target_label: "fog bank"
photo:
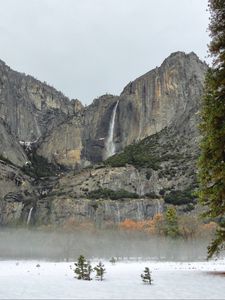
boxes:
[0,228,212,262]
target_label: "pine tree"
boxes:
[165,207,179,238]
[74,255,92,280]
[85,264,93,281]
[109,257,116,265]
[141,267,153,285]
[198,0,225,258]
[94,261,106,281]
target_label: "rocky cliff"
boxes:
[0,59,84,165]
[0,52,207,227]
[37,52,207,167]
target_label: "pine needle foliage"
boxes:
[141,267,153,285]
[94,261,106,281]
[109,257,116,265]
[74,255,92,281]
[165,207,179,238]
[198,0,225,258]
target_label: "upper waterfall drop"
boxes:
[105,100,119,158]
[27,207,33,225]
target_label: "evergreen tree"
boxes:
[165,207,179,238]
[86,264,93,281]
[198,0,225,258]
[94,261,106,281]
[141,267,153,285]
[109,257,116,265]
[74,255,92,280]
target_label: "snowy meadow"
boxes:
[0,259,225,299]
[0,229,224,299]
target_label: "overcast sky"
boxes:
[0,0,210,105]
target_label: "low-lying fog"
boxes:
[0,228,213,262]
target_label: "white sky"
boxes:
[0,0,210,104]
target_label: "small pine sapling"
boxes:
[84,263,93,281]
[74,255,92,280]
[109,257,116,265]
[141,267,153,285]
[94,261,106,281]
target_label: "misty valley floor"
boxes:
[0,260,224,299]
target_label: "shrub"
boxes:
[21,152,57,178]
[146,170,152,180]
[119,219,143,231]
[159,189,165,196]
[182,203,195,212]
[164,189,196,205]
[145,192,160,199]
[119,214,164,235]
[87,188,139,200]
[104,134,161,170]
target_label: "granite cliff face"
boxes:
[0,59,84,165]
[37,94,120,167]
[0,52,207,227]
[37,52,207,167]
[0,120,27,167]
[0,59,75,140]
[117,52,205,146]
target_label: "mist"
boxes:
[0,228,211,262]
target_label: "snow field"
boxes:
[0,259,225,299]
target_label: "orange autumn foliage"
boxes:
[63,217,95,232]
[119,219,145,231]
[119,213,164,235]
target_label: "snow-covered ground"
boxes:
[0,259,225,299]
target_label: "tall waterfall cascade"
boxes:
[27,207,33,225]
[105,101,119,158]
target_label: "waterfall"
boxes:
[105,101,119,158]
[27,207,33,225]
